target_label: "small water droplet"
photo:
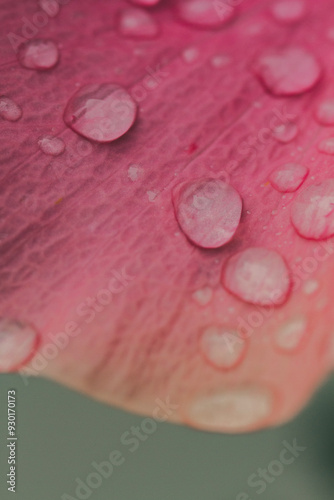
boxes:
[0,96,22,122]
[192,287,213,306]
[273,122,298,143]
[210,54,231,68]
[38,135,65,156]
[254,47,321,96]
[186,386,273,432]
[274,316,306,352]
[303,279,319,295]
[182,47,199,63]
[63,83,137,143]
[200,326,246,370]
[0,319,38,372]
[271,0,306,23]
[117,7,159,38]
[39,0,60,17]
[128,164,143,181]
[318,137,334,155]
[147,190,158,202]
[270,163,308,192]
[175,0,236,29]
[315,98,334,125]
[17,39,59,70]
[173,178,242,249]
[222,247,291,306]
[291,179,334,240]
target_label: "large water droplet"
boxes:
[315,98,334,125]
[173,178,242,249]
[270,163,308,192]
[0,319,38,372]
[200,326,246,370]
[63,83,137,143]
[38,135,65,156]
[17,39,59,70]
[271,0,306,23]
[291,179,334,240]
[186,386,273,432]
[318,137,334,155]
[274,317,307,352]
[222,247,290,306]
[117,7,159,38]
[273,122,298,143]
[175,0,236,29]
[254,47,321,96]
[0,96,22,122]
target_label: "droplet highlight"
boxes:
[222,247,291,306]
[186,386,273,432]
[39,0,60,17]
[254,47,321,96]
[0,96,22,122]
[274,317,307,352]
[63,83,137,143]
[315,98,334,125]
[271,0,306,23]
[192,287,213,306]
[291,179,334,240]
[17,39,59,70]
[273,123,298,143]
[200,326,246,370]
[175,0,236,29]
[38,135,65,156]
[117,7,159,38]
[270,163,308,192]
[318,137,334,155]
[0,319,38,372]
[173,178,242,249]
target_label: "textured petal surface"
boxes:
[1,0,334,433]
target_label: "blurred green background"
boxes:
[0,373,333,500]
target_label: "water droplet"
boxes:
[0,96,22,122]
[210,54,231,68]
[128,164,143,181]
[192,287,213,306]
[303,279,318,295]
[0,319,38,372]
[38,135,65,156]
[291,179,334,240]
[318,137,334,155]
[254,47,321,96]
[17,39,59,70]
[186,386,273,432]
[222,247,290,306]
[173,178,242,249]
[63,83,137,143]
[39,0,60,17]
[117,7,159,38]
[315,98,334,125]
[270,163,308,192]
[175,0,236,29]
[200,326,246,370]
[271,0,305,23]
[274,317,307,352]
[182,47,199,64]
[273,123,298,143]
[147,190,158,202]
